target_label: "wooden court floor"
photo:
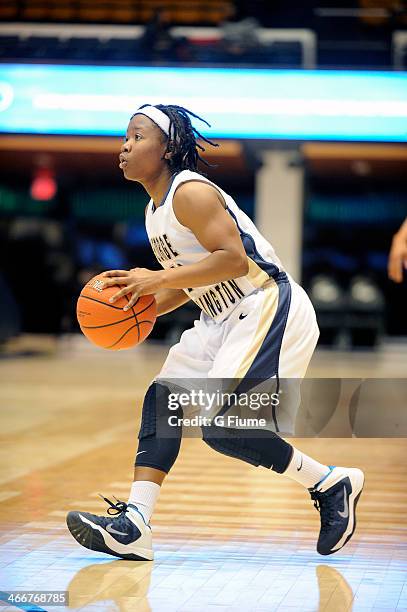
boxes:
[0,337,406,611]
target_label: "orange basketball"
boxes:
[76,273,157,350]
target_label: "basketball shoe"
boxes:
[309,466,365,555]
[66,495,154,561]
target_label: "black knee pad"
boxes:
[135,382,182,474]
[202,424,293,473]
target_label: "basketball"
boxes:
[76,273,157,350]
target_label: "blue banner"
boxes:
[0,64,406,141]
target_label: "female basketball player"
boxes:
[67,104,364,560]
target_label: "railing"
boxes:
[171,27,316,69]
[392,31,407,70]
[0,22,317,69]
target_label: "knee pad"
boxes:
[202,424,293,473]
[135,382,182,474]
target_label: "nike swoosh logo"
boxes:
[239,313,248,320]
[136,450,146,457]
[106,523,128,536]
[338,486,349,518]
[296,456,303,471]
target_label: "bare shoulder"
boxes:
[173,180,226,211]
[173,180,229,232]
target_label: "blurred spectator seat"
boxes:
[0,0,232,25]
[0,35,19,59]
[0,273,21,344]
[314,2,405,68]
[358,0,407,28]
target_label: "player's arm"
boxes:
[159,181,248,289]
[155,287,190,316]
[102,182,248,310]
[388,217,407,283]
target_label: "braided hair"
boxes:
[136,103,219,173]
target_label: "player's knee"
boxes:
[201,424,261,467]
[135,382,182,473]
[201,423,292,473]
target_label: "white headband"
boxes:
[134,105,170,136]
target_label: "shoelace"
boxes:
[98,494,129,516]
[310,489,337,533]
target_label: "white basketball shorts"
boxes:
[154,276,319,435]
[157,276,319,381]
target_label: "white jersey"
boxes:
[145,170,287,323]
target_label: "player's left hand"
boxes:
[102,268,165,310]
[388,232,407,283]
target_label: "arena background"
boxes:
[0,2,406,611]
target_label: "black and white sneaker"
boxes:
[309,466,365,556]
[66,495,153,561]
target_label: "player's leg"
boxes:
[127,380,183,522]
[203,278,364,555]
[202,420,364,555]
[66,382,181,560]
[277,279,365,555]
[66,317,214,560]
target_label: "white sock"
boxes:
[128,481,161,524]
[283,447,331,489]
